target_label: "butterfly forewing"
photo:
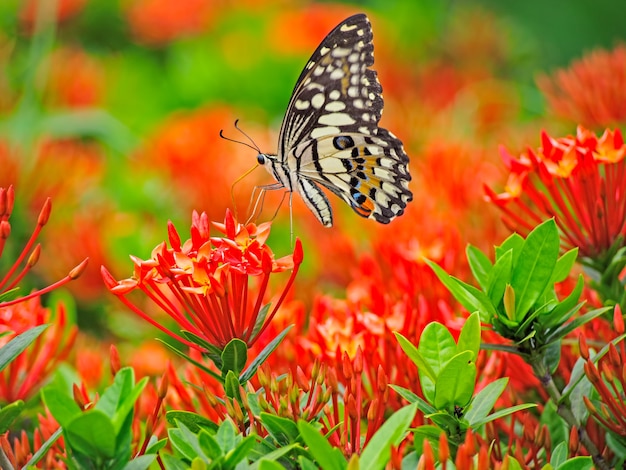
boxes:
[268,13,412,227]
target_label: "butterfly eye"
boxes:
[332,135,355,150]
[257,154,266,165]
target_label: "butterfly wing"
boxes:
[277,13,412,225]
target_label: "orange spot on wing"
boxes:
[353,198,374,217]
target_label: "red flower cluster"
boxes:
[102,210,302,350]
[0,298,77,403]
[538,44,626,127]
[485,126,626,258]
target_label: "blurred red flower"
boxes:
[103,209,302,350]
[137,107,265,220]
[20,0,86,30]
[43,47,104,108]
[486,126,626,259]
[538,44,626,127]
[267,4,359,56]
[125,0,215,46]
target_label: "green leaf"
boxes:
[425,259,497,321]
[394,332,436,382]
[389,385,437,415]
[175,420,209,461]
[464,378,508,427]
[510,219,559,320]
[66,410,116,459]
[94,363,129,415]
[165,411,218,433]
[260,412,300,445]
[158,339,222,382]
[224,370,242,400]
[413,425,444,455]
[466,244,492,290]
[495,232,524,265]
[221,339,248,377]
[240,325,293,384]
[487,249,513,306]
[471,403,537,428]
[120,455,158,470]
[0,400,24,433]
[544,340,562,374]
[457,312,481,359]
[223,434,256,468]
[418,323,459,403]
[160,453,190,470]
[181,331,222,362]
[555,456,593,470]
[359,404,418,470]
[250,303,272,339]
[41,386,82,428]
[298,420,346,470]
[544,307,610,345]
[112,377,148,437]
[251,443,301,469]
[145,437,169,455]
[258,459,288,470]
[540,275,584,330]
[551,442,568,467]
[22,428,62,468]
[0,324,49,372]
[216,419,238,452]
[551,248,578,283]
[434,351,476,411]
[168,428,196,461]
[198,430,222,460]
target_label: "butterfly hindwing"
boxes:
[295,131,411,223]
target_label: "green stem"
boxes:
[528,351,608,470]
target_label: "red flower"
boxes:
[0,298,77,402]
[102,209,303,350]
[485,126,626,259]
[0,186,88,307]
[538,44,626,127]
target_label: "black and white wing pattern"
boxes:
[257,13,412,227]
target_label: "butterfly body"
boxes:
[259,13,412,227]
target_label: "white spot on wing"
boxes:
[325,101,346,112]
[318,113,356,126]
[295,100,310,110]
[310,126,341,139]
[311,93,325,109]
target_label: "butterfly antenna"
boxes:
[234,119,262,153]
[219,119,261,152]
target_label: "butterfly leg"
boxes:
[246,183,285,225]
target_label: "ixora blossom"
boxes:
[0,185,88,307]
[537,44,626,127]
[485,126,626,259]
[102,209,303,351]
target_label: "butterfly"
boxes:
[257,13,412,227]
